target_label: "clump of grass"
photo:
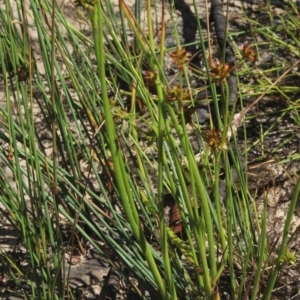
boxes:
[0,0,299,299]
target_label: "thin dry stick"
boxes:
[232,59,300,129]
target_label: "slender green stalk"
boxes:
[262,176,300,300]
[251,198,267,300]
[91,2,167,298]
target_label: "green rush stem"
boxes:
[262,176,300,299]
[168,68,215,296]
[92,2,167,299]
[156,0,177,298]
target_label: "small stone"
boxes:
[68,256,81,265]
[234,1,243,8]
